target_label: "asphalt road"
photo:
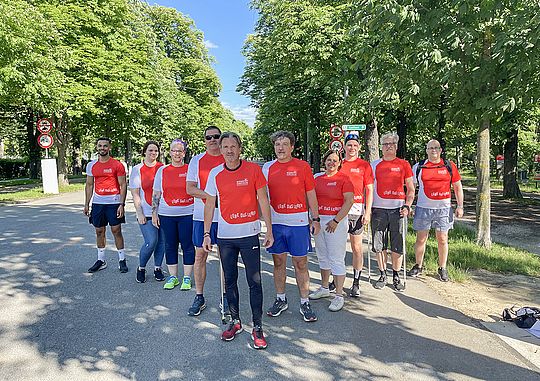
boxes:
[0,191,538,381]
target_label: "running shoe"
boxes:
[180,276,192,291]
[136,267,146,283]
[329,296,345,312]
[374,274,387,289]
[408,264,423,277]
[119,259,128,273]
[188,295,206,316]
[300,302,317,322]
[438,267,449,282]
[309,286,331,300]
[221,319,243,341]
[163,275,179,290]
[266,298,288,317]
[154,268,165,281]
[349,281,360,297]
[88,260,107,273]
[393,273,405,292]
[251,326,268,349]
[328,279,336,293]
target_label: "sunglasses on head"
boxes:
[205,134,221,141]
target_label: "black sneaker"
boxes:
[393,274,405,292]
[88,260,107,273]
[328,280,336,293]
[266,298,288,317]
[408,264,423,277]
[188,295,206,316]
[438,267,449,282]
[300,302,317,322]
[154,268,165,281]
[349,280,360,297]
[118,259,128,273]
[374,274,387,289]
[136,267,146,283]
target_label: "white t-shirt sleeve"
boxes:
[205,168,218,197]
[85,161,95,176]
[129,165,141,189]
[153,166,164,192]
[411,163,419,185]
[261,161,272,180]
[186,154,200,183]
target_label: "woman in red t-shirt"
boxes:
[309,150,354,312]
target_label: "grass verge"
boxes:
[0,183,85,203]
[405,223,540,282]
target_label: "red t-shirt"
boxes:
[339,158,374,215]
[314,172,354,216]
[86,158,126,204]
[371,158,413,209]
[187,152,225,221]
[153,164,194,216]
[129,162,163,217]
[414,160,461,209]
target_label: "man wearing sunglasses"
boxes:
[186,126,225,317]
[408,139,464,282]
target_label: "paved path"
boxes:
[0,191,539,381]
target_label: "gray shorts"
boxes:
[413,206,454,232]
[347,214,364,235]
[371,208,404,255]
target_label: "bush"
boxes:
[0,158,30,179]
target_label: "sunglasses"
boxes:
[205,134,221,141]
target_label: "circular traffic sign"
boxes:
[38,133,54,149]
[329,139,344,152]
[37,118,54,134]
[329,124,343,139]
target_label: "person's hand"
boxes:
[311,221,321,236]
[152,213,160,228]
[325,219,338,233]
[83,205,90,216]
[362,212,371,225]
[455,206,464,218]
[203,235,213,252]
[117,204,125,218]
[400,205,410,217]
[263,231,274,248]
[137,213,146,225]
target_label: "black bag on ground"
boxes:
[502,306,540,329]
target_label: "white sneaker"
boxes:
[328,296,344,312]
[309,286,331,300]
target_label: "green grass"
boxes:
[460,175,540,194]
[0,183,85,203]
[405,223,540,282]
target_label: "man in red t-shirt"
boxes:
[408,139,464,282]
[83,137,128,274]
[370,132,415,291]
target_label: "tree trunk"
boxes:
[396,110,407,159]
[54,112,70,186]
[437,91,448,156]
[26,109,40,179]
[502,128,522,199]
[311,108,321,173]
[476,119,491,248]
[364,117,379,162]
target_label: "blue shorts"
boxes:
[192,220,218,247]
[267,224,312,257]
[413,206,454,232]
[89,203,125,228]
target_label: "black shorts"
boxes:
[89,203,125,228]
[347,215,364,235]
[371,208,404,255]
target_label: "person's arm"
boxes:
[151,190,161,228]
[453,180,464,218]
[83,175,94,216]
[306,189,321,235]
[257,186,274,248]
[362,183,374,225]
[400,177,415,217]
[202,195,216,252]
[117,175,127,218]
[131,188,146,224]
[186,181,210,199]
[325,192,354,233]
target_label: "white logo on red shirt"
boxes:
[236,178,249,187]
[327,182,337,186]
[179,173,187,178]
[350,168,360,173]
[286,171,297,177]
[390,167,401,172]
[438,169,447,175]
[103,168,112,173]
[230,211,257,219]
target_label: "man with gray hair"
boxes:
[370,132,415,291]
[408,139,464,282]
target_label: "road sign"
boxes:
[329,124,343,139]
[343,124,366,131]
[37,118,53,134]
[329,139,344,152]
[38,134,54,149]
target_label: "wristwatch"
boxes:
[311,217,321,222]
[401,205,410,211]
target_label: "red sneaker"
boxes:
[251,326,267,349]
[221,320,243,341]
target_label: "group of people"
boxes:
[83,127,464,350]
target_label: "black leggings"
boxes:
[218,235,263,326]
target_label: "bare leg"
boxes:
[110,225,124,249]
[435,230,449,268]
[272,253,287,294]
[414,230,429,266]
[194,247,208,293]
[292,256,309,299]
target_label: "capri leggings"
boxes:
[159,214,195,266]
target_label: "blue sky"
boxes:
[152,1,258,127]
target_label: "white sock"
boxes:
[118,249,125,260]
[277,293,286,301]
[97,248,105,261]
[300,298,309,304]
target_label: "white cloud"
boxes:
[204,40,218,49]
[222,102,257,128]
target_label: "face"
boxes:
[274,137,294,161]
[220,137,241,162]
[144,144,159,161]
[204,128,221,151]
[345,139,360,158]
[170,142,185,163]
[426,140,442,160]
[96,140,111,157]
[324,152,341,172]
[381,138,397,157]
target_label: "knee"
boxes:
[293,257,308,271]
[437,234,448,245]
[273,255,286,269]
[111,226,122,237]
[195,250,208,264]
[95,228,106,238]
[416,234,428,245]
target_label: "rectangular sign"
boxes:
[343,124,366,131]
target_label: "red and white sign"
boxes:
[329,124,343,139]
[37,119,53,134]
[496,154,504,161]
[329,139,344,152]
[38,134,54,149]
[534,154,540,163]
